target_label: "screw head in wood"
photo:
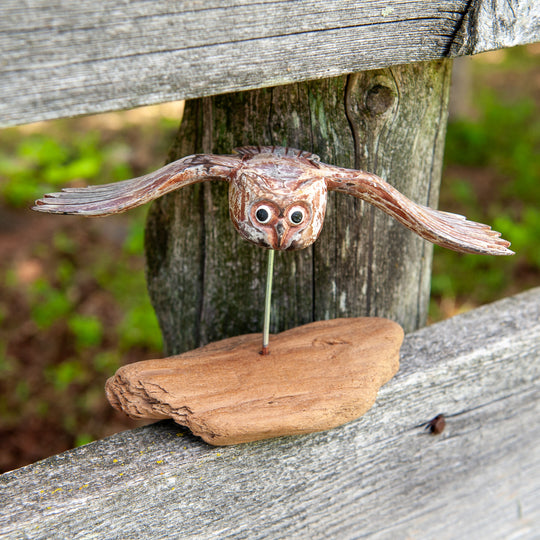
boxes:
[426,414,446,434]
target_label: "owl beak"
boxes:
[275,222,286,249]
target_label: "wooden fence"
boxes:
[1,1,538,127]
[1,1,539,538]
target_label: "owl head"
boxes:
[228,155,328,250]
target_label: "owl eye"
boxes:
[255,205,272,224]
[288,206,305,225]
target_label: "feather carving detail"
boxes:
[33,146,513,255]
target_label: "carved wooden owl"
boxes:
[33,146,512,256]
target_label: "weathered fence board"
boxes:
[1,0,538,127]
[1,287,538,539]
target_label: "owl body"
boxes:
[228,152,328,250]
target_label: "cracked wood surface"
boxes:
[105,318,403,444]
[1,0,539,127]
[1,287,539,539]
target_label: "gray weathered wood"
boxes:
[1,0,539,127]
[146,61,451,354]
[1,287,539,539]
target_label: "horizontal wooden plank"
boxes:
[1,0,538,127]
[1,287,539,539]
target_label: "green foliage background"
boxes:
[430,46,540,319]
[0,108,179,468]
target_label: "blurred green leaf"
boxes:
[0,345,15,375]
[93,351,121,374]
[448,178,478,209]
[17,136,68,166]
[65,156,102,180]
[46,360,87,391]
[0,180,41,207]
[15,380,30,401]
[36,401,50,418]
[53,231,76,254]
[56,260,75,286]
[30,280,73,329]
[119,304,163,351]
[75,433,94,447]
[68,314,103,349]
[123,217,146,255]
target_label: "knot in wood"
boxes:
[365,84,395,115]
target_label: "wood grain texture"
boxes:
[145,62,451,354]
[1,0,539,127]
[1,287,538,539]
[105,318,403,445]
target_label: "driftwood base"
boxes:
[106,318,403,445]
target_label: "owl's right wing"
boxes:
[33,154,240,216]
[325,166,513,256]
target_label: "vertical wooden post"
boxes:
[145,60,452,355]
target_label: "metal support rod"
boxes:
[261,249,275,355]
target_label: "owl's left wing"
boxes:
[325,167,513,256]
[33,154,240,216]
